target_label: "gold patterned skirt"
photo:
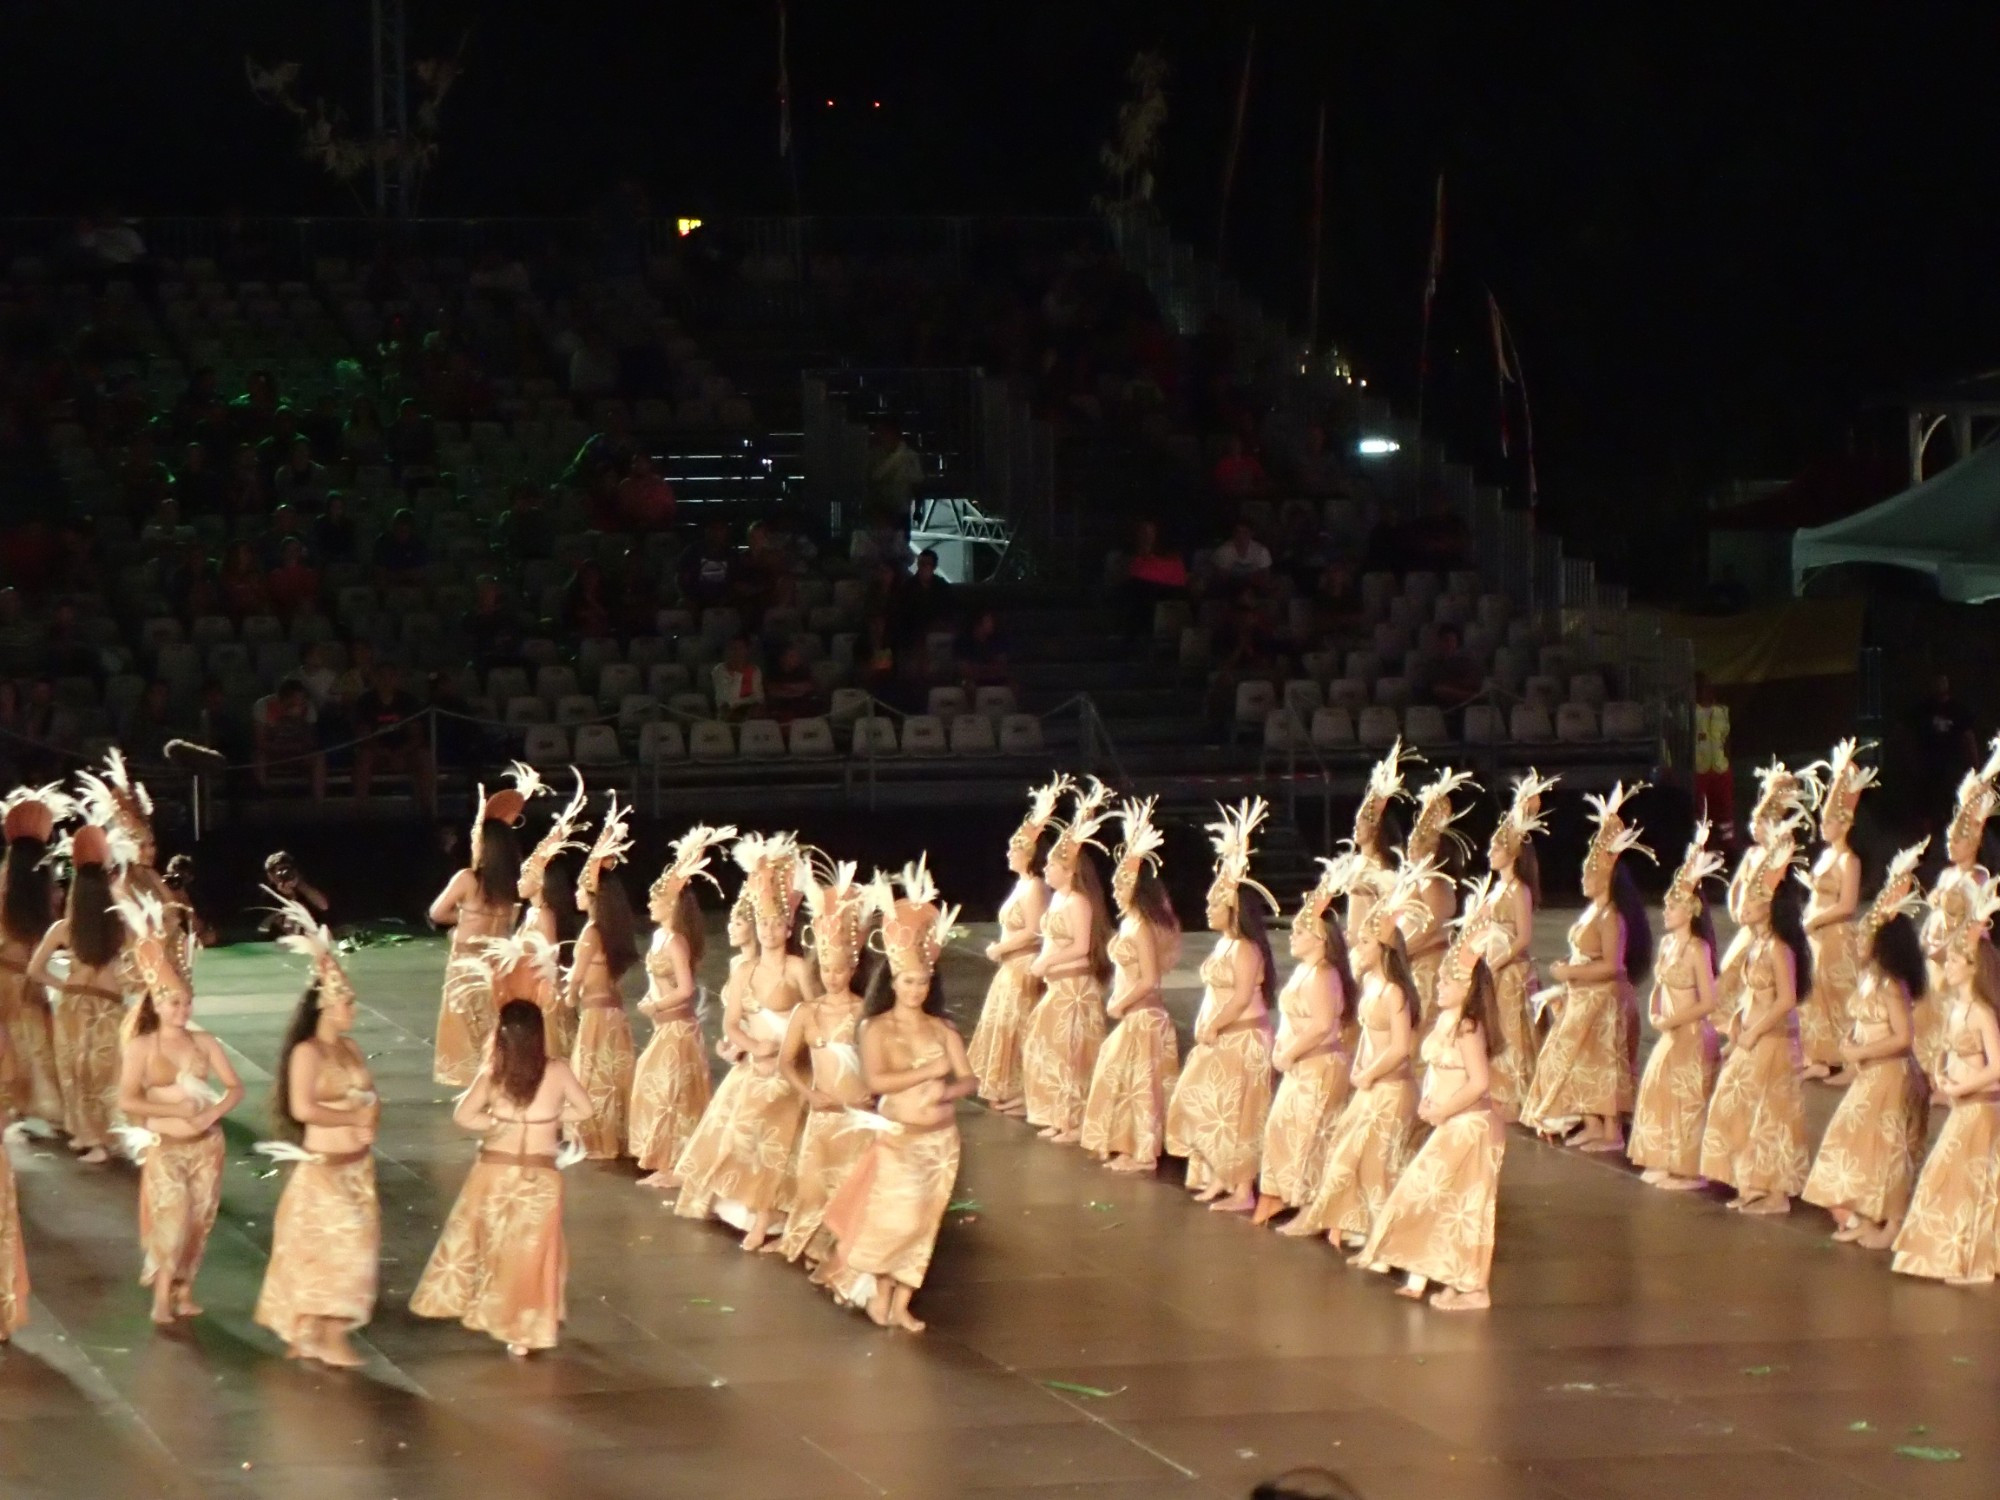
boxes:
[1489,959,1540,1118]
[254,1150,379,1344]
[1410,947,1445,1029]
[433,959,494,1088]
[411,1152,567,1349]
[1911,983,1948,1085]
[1289,1074,1417,1242]
[1166,1024,1275,1193]
[1021,975,1106,1134]
[139,1131,225,1291]
[779,1108,877,1264]
[0,966,64,1126]
[823,1123,961,1299]
[55,989,124,1148]
[540,994,577,1062]
[1627,1023,1718,1178]
[0,1146,26,1338]
[1800,922,1858,1069]
[570,1005,636,1160]
[1361,1104,1506,1293]
[1803,1054,1930,1223]
[967,959,1039,1106]
[1079,1006,1180,1164]
[1698,1027,1810,1196]
[1891,1099,2000,1283]
[629,1014,712,1175]
[1258,1048,1353,1206]
[673,1066,806,1229]
[1521,980,1633,1130]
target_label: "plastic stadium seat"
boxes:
[206,642,250,677]
[1523,675,1560,711]
[828,687,871,725]
[1490,646,1526,691]
[241,615,283,646]
[1387,596,1421,633]
[522,724,571,763]
[1602,700,1648,739]
[618,693,660,731]
[1300,650,1337,682]
[901,715,948,757]
[552,693,597,727]
[638,720,686,765]
[788,717,837,758]
[1477,593,1512,631]
[1360,571,1397,613]
[1328,678,1368,712]
[998,713,1044,755]
[1178,626,1212,669]
[927,685,969,719]
[141,617,183,652]
[1357,705,1401,749]
[627,636,668,670]
[668,691,711,721]
[521,638,561,669]
[973,685,1017,718]
[578,638,620,678]
[1568,672,1608,708]
[598,662,640,705]
[573,724,623,767]
[646,663,691,699]
[192,615,234,646]
[1557,703,1600,742]
[535,665,579,703]
[1232,680,1277,736]
[1403,570,1441,606]
[1404,704,1450,748]
[506,695,550,726]
[254,642,300,683]
[1344,649,1381,683]
[851,716,897,757]
[949,713,998,755]
[1463,704,1504,745]
[1262,708,1306,753]
[1510,704,1555,743]
[1538,645,1576,681]
[690,721,737,761]
[1282,679,1324,718]
[1372,676,1411,708]
[739,720,786,759]
[1310,706,1356,750]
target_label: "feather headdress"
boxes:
[72,749,151,851]
[1744,822,1803,907]
[1439,872,1506,989]
[1948,735,2000,853]
[804,857,869,979]
[1491,768,1559,863]
[113,886,191,1001]
[1406,766,1479,863]
[1665,819,1726,913]
[449,928,563,1002]
[1366,854,1443,946]
[1206,796,1281,916]
[470,760,546,868]
[865,863,955,981]
[1048,777,1114,869]
[521,768,590,896]
[1581,781,1656,887]
[1861,838,1930,943]
[1932,867,2000,965]
[578,793,633,899]
[1009,773,1075,863]
[264,886,353,1003]
[1351,737,1418,855]
[1749,757,1818,842]
[649,822,738,907]
[1293,851,1364,939]
[1111,795,1165,909]
[734,830,810,925]
[3,781,74,845]
[1814,738,1878,831]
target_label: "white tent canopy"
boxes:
[1793,439,2000,602]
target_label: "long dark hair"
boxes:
[67,862,123,967]
[1318,920,1358,1010]
[475,820,523,906]
[1869,915,1926,1000]
[1516,837,1543,908]
[493,997,549,1105]
[666,886,707,969]
[1687,897,1718,971]
[1072,850,1115,985]
[1360,804,1404,866]
[272,979,325,1142]
[863,958,947,1017]
[542,857,584,944]
[1768,882,1814,997]
[1228,896,1277,1010]
[589,869,639,980]
[1456,957,1505,1056]
[1127,866,1179,938]
[1611,863,1653,984]
[2,837,52,945]
[1379,933,1421,1028]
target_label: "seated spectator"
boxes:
[568,330,620,398]
[1121,518,1189,640]
[194,677,248,765]
[859,613,898,702]
[849,513,914,573]
[252,676,326,800]
[735,520,794,621]
[384,397,436,474]
[265,537,321,618]
[494,484,555,563]
[174,442,224,516]
[120,433,174,521]
[372,508,430,587]
[299,642,339,710]
[562,560,617,639]
[467,575,525,670]
[710,636,766,720]
[1314,558,1365,635]
[230,370,282,446]
[331,641,376,712]
[19,677,80,779]
[341,397,388,465]
[615,453,676,531]
[264,502,315,565]
[315,491,358,563]
[763,645,821,722]
[168,548,223,620]
[142,495,196,554]
[956,609,1011,690]
[44,602,100,678]
[1210,521,1274,592]
[272,435,331,507]
[350,663,436,814]
[1289,423,1346,497]
[121,679,185,765]
[1205,591,1283,730]
[1426,623,1484,719]
[889,548,956,649]
[1212,434,1270,502]
[219,540,273,618]
[678,520,737,610]
[867,423,924,516]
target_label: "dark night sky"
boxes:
[5,2,1998,568]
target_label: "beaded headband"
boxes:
[579,793,633,899]
[1009,774,1075,862]
[521,769,589,895]
[1861,838,1930,944]
[1490,768,1558,863]
[264,887,353,1004]
[1207,796,1282,916]
[1581,781,1656,886]
[1665,818,1725,912]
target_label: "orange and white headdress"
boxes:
[1947,736,2000,853]
[1930,868,2000,965]
[734,831,810,927]
[1365,855,1441,947]
[1405,766,1478,864]
[73,750,151,854]
[1009,774,1074,864]
[521,769,589,896]
[579,793,633,899]
[1293,852,1364,941]
[471,761,546,867]
[450,928,563,1004]
[804,857,868,979]
[865,863,957,982]
[1664,819,1725,918]
[1581,782,1656,888]
[1111,795,1165,910]
[1351,737,1417,855]
[1743,821,1802,908]
[1047,777,1114,872]
[1813,738,1877,835]
[265,888,354,1005]
[1206,796,1281,918]
[1490,769,1558,864]
[1438,873,1506,989]
[3,782,72,847]
[1861,838,1930,945]
[1749,758,1818,842]
[650,822,736,910]
[113,886,192,1002]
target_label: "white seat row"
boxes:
[1262,698,1650,753]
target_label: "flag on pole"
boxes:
[1485,287,1538,508]
[777,1,793,157]
[1418,172,1446,382]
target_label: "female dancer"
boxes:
[77,751,177,950]
[0,1028,23,1342]
[1699,822,1813,1213]
[1023,780,1114,1143]
[1281,863,1426,1249]
[1360,929,1508,1311]
[1522,784,1654,1151]
[778,860,873,1265]
[1166,799,1279,1213]
[1804,842,1932,1247]
[1253,856,1356,1226]
[1080,797,1182,1174]
[1401,768,1475,1025]
[668,886,762,1212]
[1,788,66,1129]
[1473,771,1556,1118]
[676,833,816,1249]
[567,797,639,1160]
[1892,874,2000,1284]
[428,767,542,1085]
[411,998,592,1355]
[1800,741,1870,1082]
[1627,823,1723,1190]
[967,776,1064,1113]
[516,771,589,1057]
[1344,741,1413,948]
[631,824,734,1190]
[29,823,128,1161]
[1918,739,2000,1084]
[253,894,380,1366]
[822,875,975,1332]
[1717,761,1818,1049]
[114,891,243,1325]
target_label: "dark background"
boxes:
[5,1,1997,575]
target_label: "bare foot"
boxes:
[1190,1184,1225,1204]
[888,1307,927,1333]
[1431,1287,1490,1311]
[171,1285,202,1318]
[1856,1221,1899,1251]
[1831,1220,1865,1243]
[1251,1194,1287,1226]
[740,1223,771,1253]
[1579,1132,1626,1153]
[865,1290,893,1328]
[1394,1275,1426,1300]
[1639,1168,1665,1185]
[1036,1125,1062,1141]
[1739,1193,1790,1216]
[1276,1216,1321,1238]
[636,1171,679,1191]
[757,1237,786,1255]
[1344,1249,1372,1268]
[1655,1174,1705,1192]
[1048,1129,1080,1145]
[77,1147,108,1165]
[507,1343,532,1359]
[1209,1190,1255,1215]
[149,1295,177,1326]
[318,1330,365,1368]
[1799,1063,1831,1082]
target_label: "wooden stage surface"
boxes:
[4,916,1998,1500]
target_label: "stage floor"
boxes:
[6,916,1999,1500]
